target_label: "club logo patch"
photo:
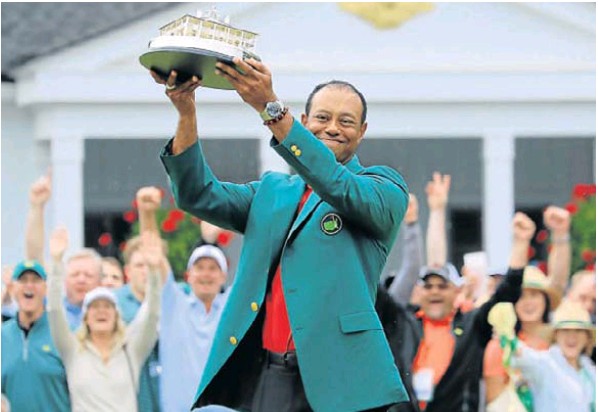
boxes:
[321,213,343,235]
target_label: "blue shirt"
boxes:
[160,273,229,412]
[115,284,162,412]
[1,312,71,411]
[62,296,82,331]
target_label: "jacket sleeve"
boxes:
[160,138,260,234]
[47,261,77,364]
[387,223,424,305]
[473,268,523,345]
[271,120,409,240]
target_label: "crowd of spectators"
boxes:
[1,171,595,412]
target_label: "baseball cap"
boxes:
[187,244,228,274]
[12,260,47,281]
[419,263,464,287]
[82,287,118,316]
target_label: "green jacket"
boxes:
[1,312,71,412]
[161,119,410,411]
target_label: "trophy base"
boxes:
[140,47,255,90]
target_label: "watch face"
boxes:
[266,102,283,117]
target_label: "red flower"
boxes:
[535,229,549,244]
[98,233,113,247]
[168,209,185,222]
[564,202,579,215]
[527,246,536,259]
[217,231,234,247]
[581,249,596,263]
[536,261,548,275]
[585,263,596,271]
[572,184,597,200]
[161,219,177,233]
[123,210,137,223]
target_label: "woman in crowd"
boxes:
[511,300,595,412]
[483,265,560,410]
[47,227,162,412]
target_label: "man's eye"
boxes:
[340,119,355,126]
[315,115,328,121]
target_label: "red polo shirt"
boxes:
[262,186,312,353]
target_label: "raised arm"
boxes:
[543,206,571,295]
[47,226,77,363]
[127,231,163,369]
[474,212,535,342]
[25,173,52,264]
[214,58,408,239]
[388,194,424,305]
[425,172,451,266]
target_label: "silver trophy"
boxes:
[139,8,260,90]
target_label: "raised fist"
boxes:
[136,187,162,212]
[404,194,419,224]
[543,206,571,236]
[512,212,536,242]
[29,174,52,206]
[426,172,451,211]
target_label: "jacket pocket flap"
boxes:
[339,311,383,334]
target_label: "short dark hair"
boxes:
[305,80,367,124]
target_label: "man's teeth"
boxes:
[24,292,34,298]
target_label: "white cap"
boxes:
[419,263,465,287]
[187,245,228,274]
[82,287,118,316]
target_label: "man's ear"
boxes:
[123,265,132,283]
[301,113,308,127]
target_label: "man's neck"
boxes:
[18,309,43,330]
[198,294,217,313]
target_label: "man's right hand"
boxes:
[136,186,162,213]
[29,173,52,207]
[150,70,202,117]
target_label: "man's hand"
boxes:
[136,187,162,213]
[512,212,536,242]
[49,226,69,262]
[150,70,202,117]
[426,172,451,211]
[29,173,52,207]
[404,194,419,224]
[215,58,277,113]
[543,206,570,237]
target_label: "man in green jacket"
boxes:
[153,57,410,411]
[1,260,71,411]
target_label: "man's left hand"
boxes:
[215,57,277,112]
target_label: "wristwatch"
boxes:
[260,100,285,122]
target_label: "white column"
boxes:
[259,131,290,174]
[483,131,515,269]
[51,135,85,252]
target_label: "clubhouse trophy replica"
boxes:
[140,8,260,90]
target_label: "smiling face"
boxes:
[301,86,367,164]
[555,329,590,362]
[420,275,460,320]
[515,288,547,323]
[14,271,46,318]
[85,299,118,335]
[186,257,226,303]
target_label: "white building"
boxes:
[2,2,595,275]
